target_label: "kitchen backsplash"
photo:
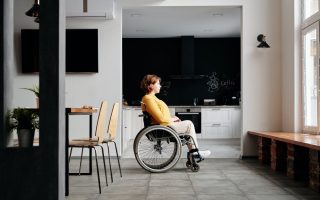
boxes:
[123,37,240,106]
[124,75,240,106]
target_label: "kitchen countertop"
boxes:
[123,105,241,109]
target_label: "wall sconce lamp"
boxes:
[257,34,270,48]
[25,0,40,23]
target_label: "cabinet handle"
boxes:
[176,112,200,115]
[211,123,221,126]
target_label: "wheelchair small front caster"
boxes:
[191,163,200,172]
[186,160,191,168]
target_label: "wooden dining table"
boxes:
[65,107,98,196]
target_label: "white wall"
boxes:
[281,0,302,133]
[13,0,122,156]
[241,0,282,156]
[121,0,283,156]
[13,0,299,156]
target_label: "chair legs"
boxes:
[112,141,122,177]
[98,145,108,186]
[68,146,108,194]
[69,147,73,164]
[106,142,113,183]
[79,147,84,175]
[93,147,101,194]
[104,141,123,183]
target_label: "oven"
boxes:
[175,107,201,134]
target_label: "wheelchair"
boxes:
[133,111,202,173]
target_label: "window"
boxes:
[303,0,319,20]
[302,23,319,132]
[302,0,320,133]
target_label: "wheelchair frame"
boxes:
[133,111,201,173]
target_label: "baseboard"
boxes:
[241,155,258,160]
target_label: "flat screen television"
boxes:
[21,29,98,73]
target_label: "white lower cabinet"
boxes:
[202,108,231,124]
[131,108,144,139]
[122,108,132,151]
[123,106,241,142]
[202,124,231,138]
[122,107,144,142]
[201,107,240,138]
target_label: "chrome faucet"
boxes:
[193,97,198,106]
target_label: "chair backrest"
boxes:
[95,101,108,143]
[108,102,119,141]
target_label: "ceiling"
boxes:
[122,6,241,38]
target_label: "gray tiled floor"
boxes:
[67,158,320,200]
[123,138,241,159]
[66,139,319,200]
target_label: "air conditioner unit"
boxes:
[66,0,115,20]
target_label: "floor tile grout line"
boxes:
[145,171,151,200]
[220,163,252,200]
[187,173,199,200]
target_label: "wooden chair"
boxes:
[102,102,122,183]
[68,101,108,194]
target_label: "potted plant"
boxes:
[11,108,39,147]
[21,85,40,108]
[5,110,18,147]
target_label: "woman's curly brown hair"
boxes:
[140,74,161,93]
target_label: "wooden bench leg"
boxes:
[287,144,294,178]
[258,137,271,164]
[271,139,277,170]
[287,145,309,181]
[271,139,287,172]
[309,149,320,192]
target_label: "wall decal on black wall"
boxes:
[220,74,236,89]
[206,72,219,92]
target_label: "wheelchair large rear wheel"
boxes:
[134,125,182,173]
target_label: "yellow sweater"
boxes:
[141,93,171,126]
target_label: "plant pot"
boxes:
[5,130,14,147]
[17,129,35,147]
[36,97,39,108]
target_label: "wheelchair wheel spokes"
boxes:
[142,140,175,166]
[134,125,182,173]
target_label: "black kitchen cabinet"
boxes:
[122,37,241,106]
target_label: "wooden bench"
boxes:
[248,131,320,192]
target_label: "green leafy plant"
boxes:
[11,108,39,130]
[5,110,18,131]
[21,85,39,98]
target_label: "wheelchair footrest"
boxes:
[193,154,204,163]
[187,149,204,164]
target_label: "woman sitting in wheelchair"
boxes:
[136,74,210,172]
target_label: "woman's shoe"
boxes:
[198,150,211,158]
[193,150,211,162]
